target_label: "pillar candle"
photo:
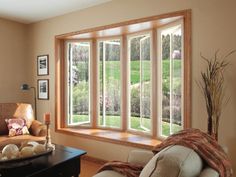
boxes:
[44,113,51,124]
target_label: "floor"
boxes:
[80,159,103,177]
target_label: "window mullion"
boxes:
[102,42,106,126]
[92,39,97,128]
[169,33,173,135]
[152,29,158,138]
[139,40,143,128]
[121,35,127,131]
[69,44,73,125]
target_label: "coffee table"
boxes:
[0,144,86,177]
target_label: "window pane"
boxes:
[129,34,151,132]
[99,40,121,128]
[160,24,183,136]
[171,27,182,133]
[67,42,90,126]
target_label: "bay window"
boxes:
[56,10,191,141]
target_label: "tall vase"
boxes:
[208,115,218,141]
[212,115,219,141]
[207,116,213,135]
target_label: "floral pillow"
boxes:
[5,118,29,137]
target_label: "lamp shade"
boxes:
[21,84,30,90]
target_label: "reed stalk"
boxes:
[198,50,235,140]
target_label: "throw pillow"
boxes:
[5,118,30,137]
[140,145,203,177]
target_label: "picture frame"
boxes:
[38,79,49,100]
[37,55,49,76]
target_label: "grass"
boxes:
[162,59,181,78]
[76,60,181,98]
[80,59,181,85]
[72,115,182,136]
[99,60,150,84]
[99,60,121,81]
[130,60,150,84]
[74,59,181,96]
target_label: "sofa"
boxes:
[0,103,46,147]
[94,145,219,177]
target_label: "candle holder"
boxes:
[45,121,55,150]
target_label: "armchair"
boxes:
[0,103,46,147]
[94,145,219,177]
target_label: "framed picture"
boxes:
[38,79,49,100]
[37,55,49,76]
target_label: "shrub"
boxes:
[131,87,140,117]
[72,81,89,114]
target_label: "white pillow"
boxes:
[140,145,203,177]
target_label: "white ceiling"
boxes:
[0,0,112,24]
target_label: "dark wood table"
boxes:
[0,144,86,177]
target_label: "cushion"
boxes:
[127,150,154,166]
[140,145,203,177]
[5,118,29,137]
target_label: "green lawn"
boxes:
[98,60,150,84]
[76,59,181,97]
[130,60,150,84]
[162,59,181,78]
[72,115,182,136]
[79,59,181,85]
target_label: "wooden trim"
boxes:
[90,35,124,41]
[183,10,192,128]
[55,9,190,39]
[122,35,128,131]
[92,39,97,128]
[55,38,59,130]
[56,128,161,150]
[152,29,158,138]
[55,39,66,129]
[61,40,66,128]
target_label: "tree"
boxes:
[72,44,89,85]
[162,34,170,60]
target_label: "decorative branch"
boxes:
[198,50,235,140]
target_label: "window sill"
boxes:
[56,128,161,150]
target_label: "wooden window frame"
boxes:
[55,9,191,145]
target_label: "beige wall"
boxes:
[0,18,30,103]
[26,0,236,173]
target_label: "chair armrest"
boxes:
[199,167,219,177]
[29,120,47,137]
[127,150,154,166]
